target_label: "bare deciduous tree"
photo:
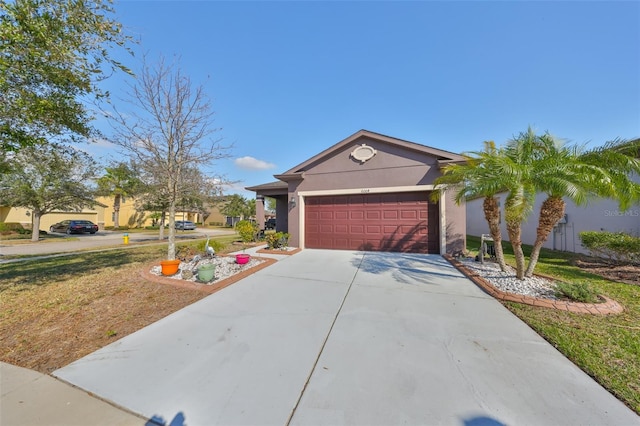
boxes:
[109,57,232,259]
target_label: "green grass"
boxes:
[0,235,239,288]
[467,235,640,414]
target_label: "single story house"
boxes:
[247,130,467,254]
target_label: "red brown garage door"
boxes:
[305,192,439,253]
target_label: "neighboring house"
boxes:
[247,130,467,254]
[466,173,640,254]
[0,197,227,231]
[0,205,100,231]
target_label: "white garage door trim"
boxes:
[296,185,446,253]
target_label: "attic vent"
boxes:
[350,144,377,164]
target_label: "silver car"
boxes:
[175,220,196,230]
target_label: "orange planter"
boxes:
[160,259,181,276]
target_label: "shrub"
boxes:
[265,232,290,250]
[0,222,25,232]
[236,220,258,244]
[195,239,226,253]
[579,231,640,265]
[554,281,600,304]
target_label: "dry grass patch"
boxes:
[0,244,224,373]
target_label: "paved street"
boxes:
[0,228,234,260]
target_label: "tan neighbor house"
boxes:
[1,196,227,231]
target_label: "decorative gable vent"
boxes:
[350,144,377,164]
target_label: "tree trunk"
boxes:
[113,194,121,230]
[525,196,566,277]
[483,196,507,271]
[158,211,166,240]
[31,211,41,242]
[506,219,526,279]
[167,203,176,260]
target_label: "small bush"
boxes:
[0,222,25,232]
[236,220,258,244]
[195,239,226,253]
[579,231,640,265]
[554,281,600,303]
[265,232,290,250]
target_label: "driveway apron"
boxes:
[54,250,639,426]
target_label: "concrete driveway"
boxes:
[54,249,638,425]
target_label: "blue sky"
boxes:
[91,0,640,197]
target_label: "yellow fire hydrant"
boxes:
[123,233,129,245]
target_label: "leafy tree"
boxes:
[265,197,277,213]
[109,57,232,260]
[0,143,100,241]
[0,0,133,153]
[96,162,142,229]
[220,194,254,225]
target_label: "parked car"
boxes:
[265,218,276,230]
[49,220,99,234]
[175,220,196,230]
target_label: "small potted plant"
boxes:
[160,259,181,275]
[197,263,216,282]
[235,220,257,264]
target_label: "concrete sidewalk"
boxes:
[50,249,638,425]
[0,362,146,426]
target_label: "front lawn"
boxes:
[0,235,239,373]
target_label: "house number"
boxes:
[361,189,370,193]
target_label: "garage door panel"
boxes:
[305,192,439,254]
[350,225,365,234]
[400,210,418,219]
[335,211,348,220]
[320,211,334,220]
[366,211,380,220]
[366,225,381,234]
[334,224,348,233]
[383,210,399,219]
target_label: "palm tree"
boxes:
[499,128,541,279]
[524,137,640,277]
[96,163,142,230]
[433,141,510,271]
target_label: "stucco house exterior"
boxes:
[247,130,467,254]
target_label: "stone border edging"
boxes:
[256,247,302,255]
[140,255,277,295]
[444,255,624,315]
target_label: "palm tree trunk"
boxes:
[525,197,565,277]
[506,219,526,279]
[483,196,507,271]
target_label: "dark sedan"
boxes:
[49,220,99,234]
